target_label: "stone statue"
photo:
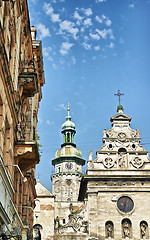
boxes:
[103,128,107,138]
[118,153,126,168]
[106,222,113,238]
[123,220,131,238]
[69,203,73,212]
[141,222,147,239]
[89,150,93,160]
[55,216,60,228]
[136,128,140,138]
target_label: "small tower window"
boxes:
[67,133,70,142]
[63,219,66,224]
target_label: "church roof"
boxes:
[35,179,54,197]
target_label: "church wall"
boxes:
[34,196,55,240]
[87,183,150,239]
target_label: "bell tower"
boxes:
[51,105,85,202]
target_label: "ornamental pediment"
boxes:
[110,112,132,122]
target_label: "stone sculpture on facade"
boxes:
[122,219,131,238]
[140,221,148,239]
[105,221,114,238]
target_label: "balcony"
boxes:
[14,122,39,171]
[18,60,38,97]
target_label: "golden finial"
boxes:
[67,102,71,112]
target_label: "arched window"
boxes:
[122,219,132,238]
[33,224,42,240]
[105,221,114,238]
[67,132,70,142]
[118,148,127,153]
[140,221,149,239]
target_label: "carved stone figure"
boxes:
[122,220,131,238]
[118,154,127,168]
[136,128,140,138]
[103,128,107,138]
[55,216,60,228]
[89,150,93,160]
[140,222,147,239]
[106,221,113,238]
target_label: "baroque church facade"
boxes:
[34,105,150,240]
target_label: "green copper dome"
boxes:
[62,115,75,131]
[55,145,82,158]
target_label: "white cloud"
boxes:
[43,3,53,15]
[46,120,54,125]
[105,19,112,27]
[72,56,76,64]
[84,18,92,26]
[52,63,57,70]
[74,11,83,21]
[43,47,52,57]
[51,13,60,22]
[96,28,114,40]
[84,8,93,16]
[54,104,67,111]
[129,4,134,8]
[38,117,43,124]
[96,0,106,3]
[43,2,60,22]
[89,32,100,40]
[59,20,79,39]
[37,23,50,39]
[109,42,114,48]
[77,102,87,109]
[119,37,124,44]
[94,45,100,51]
[95,16,103,23]
[60,42,73,55]
[82,42,92,50]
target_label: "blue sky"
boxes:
[28,0,150,191]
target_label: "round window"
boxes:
[117,196,134,213]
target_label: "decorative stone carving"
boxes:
[131,157,143,168]
[118,153,127,168]
[88,162,94,169]
[103,157,114,168]
[118,132,126,142]
[105,221,114,238]
[56,205,88,235]
[107,129,113,137]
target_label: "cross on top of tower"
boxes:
[67,102,71,112]
[114,90,124,105]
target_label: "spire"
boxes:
[66,102,71,121]
[61,104,76,147]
